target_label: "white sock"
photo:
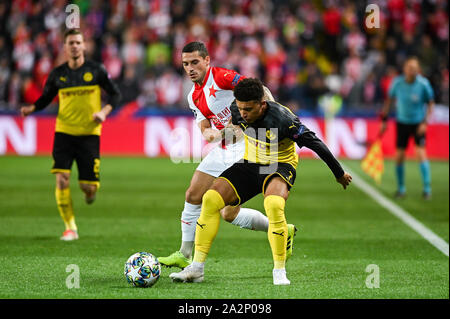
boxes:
[180,202,201,257]
[180,241,194,259]
[231,208,269,232]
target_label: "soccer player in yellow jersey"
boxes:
[170,78,352,285]
[20,29,121,241]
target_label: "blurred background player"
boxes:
[170,78,352,285]
[158,42,297,268]
[20,29,121,240]
[380,56,435,199]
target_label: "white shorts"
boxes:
[196,140,245,177]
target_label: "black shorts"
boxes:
[396,122,426,149]
[51,132,100,184]
[219,161,297,206]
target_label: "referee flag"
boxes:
[361,139,384,184]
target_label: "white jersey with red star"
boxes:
[187,66,245,130]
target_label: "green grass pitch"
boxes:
[0,156,448,299]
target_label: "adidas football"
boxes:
[124,252,161,287]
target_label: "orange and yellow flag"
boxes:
[361,139,384,184]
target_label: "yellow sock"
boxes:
[55,187,77,231]
[264,195,288,269]
[194,190,225,263]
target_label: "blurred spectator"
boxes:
[137,71,157,108]
[0,0,448,114]
[22,75,42,104]
[145,41,171,72]
[101,33,122,80]
[121,28,144,67]
[0,57,10,109]
[155,69,183,107]
[119,66,140,105]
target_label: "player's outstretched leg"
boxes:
[161,171,215,268]
[224,206,269,231]
[158,201,200,268]
[170,189,225,283]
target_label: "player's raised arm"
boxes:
[292,124,352,189]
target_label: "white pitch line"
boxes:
[342,164,449,257]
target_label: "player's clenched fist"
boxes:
[20,105,35,117]
[336,172,352,190]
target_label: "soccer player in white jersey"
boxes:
[158,42,297,269]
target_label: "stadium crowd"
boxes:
[0,0,448,115]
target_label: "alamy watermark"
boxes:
[65,4,80,29]
[365,264,380,288]
[66,264,80,289]
[365,4,380,29]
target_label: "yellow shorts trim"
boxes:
[78,180,100,189]
[51,169,71,174]
[217,177,241,207]
[262,172,293,194]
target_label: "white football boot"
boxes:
[169,263,204,283]
[273,268,290,285]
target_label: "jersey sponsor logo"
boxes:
[60,88,96,97]
[216,107,231,121]
[83,72,93,82]
[210,116,224,129]
[59,76,67,82]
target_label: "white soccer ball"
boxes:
[124,252,161,287]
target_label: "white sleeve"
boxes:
[187,91,207,123]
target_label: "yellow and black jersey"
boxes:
[230,100,344,179]
[34,60,121,136]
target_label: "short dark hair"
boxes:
[64,29,83,42]
[404,56,420,64]
[182,41,209,58]
[233,78,264,102]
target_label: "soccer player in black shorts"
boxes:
[170,78,352,285]
[20,29,121,241]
